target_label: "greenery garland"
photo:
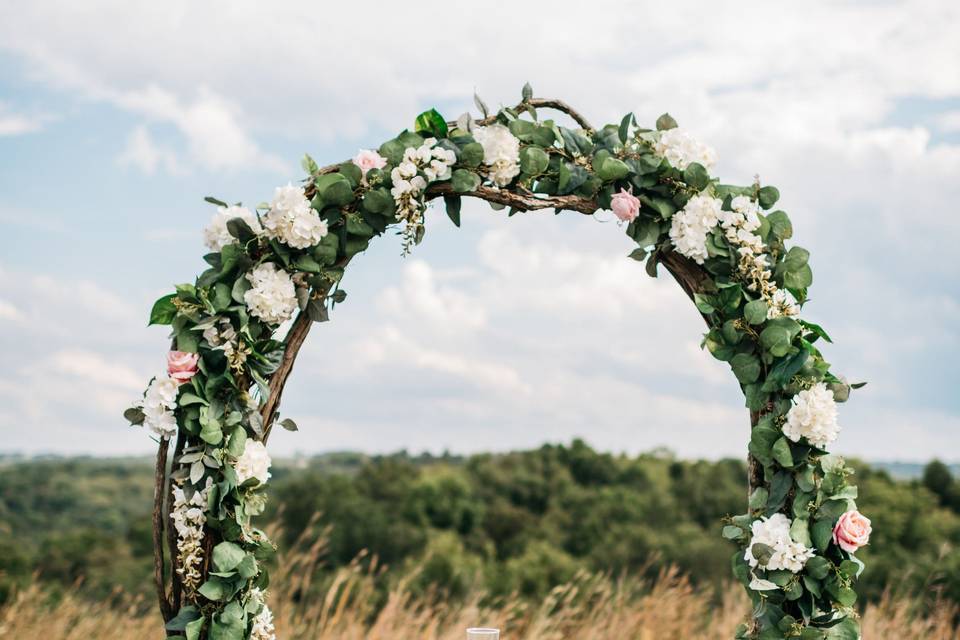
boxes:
[126,84,869,640]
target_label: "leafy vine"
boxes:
[127,85,868,640]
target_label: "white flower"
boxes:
[202,318,237,347]
[203,205,262,252]
[243,262,297,325]
[489,159,521,186]
[767,289,800,319]
[784,382,840,448]
[730,196,761,229]
[262,184,328,249]
[140,376,181,439]
[249,589,276,640]
[235,440,272,486]
[473,124,521,186]
[143,405,178,439]
[388,138,457,254]
[654,128,717,170]
[145,376,179,408]
[668,195,722,264]
[171,478,213,593]
[432,146,457,165]
[744,513,815,573]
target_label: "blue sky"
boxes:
[0,1,957,461]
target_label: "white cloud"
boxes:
[113,86,287,173]
[0,298,22,322]
[0,265,171,454]
[0,101,50,136]
[0,0,958,459]
[118,125,181,175]
[935,110,960,133]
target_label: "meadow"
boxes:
[1,442,958,638]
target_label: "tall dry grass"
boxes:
[1,525,957,639]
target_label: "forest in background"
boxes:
[1,441,959,615]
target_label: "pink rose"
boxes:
[352,149,387,176]
[833,510,871,553]
[610,188,640,222]
[167,350,199,384]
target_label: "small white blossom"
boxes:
[744,513,815,573]
[235,440,272,486]
[203,205,262,252]
[784,382,840,448]
[249,588,276,640]
[473,124,521,186]
[171,478,213,594]
[140,376,181,439]
[262,184,328,249]
[202,317,237,347]
[767,288,800,319]
[244,262,298,326]
[654,128,717,170]
[389,138,457,254]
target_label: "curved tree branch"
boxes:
[425,182,598,214]
[166,431,186,615]
[153,438,172,622]
[473,97,594,131]
[260,311,313,443]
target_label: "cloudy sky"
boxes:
[0,1,958,461]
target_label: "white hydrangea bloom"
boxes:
[262,184,328,249]
[668,195,722,264]
[243,262,297,325]
[784,382,840,448]
[654,128,717,170]
[473,124,521,186]
[140,376,180,439]
[203,205,262,252]
[744,513,815,573]
[235,440,272,486]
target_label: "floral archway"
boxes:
[127,86,869,640]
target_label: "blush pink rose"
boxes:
[610,188,640,222]
[167,350,200,384]
[352,149,388,176]
[833,510,871,553]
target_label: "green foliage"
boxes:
[120,87,881,638]
[4,451,957,619]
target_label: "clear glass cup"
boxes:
[466,629,500,640]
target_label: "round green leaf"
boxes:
[451,169,481,193]
[519,146,550,175]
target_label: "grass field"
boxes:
[2,529,957,640]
